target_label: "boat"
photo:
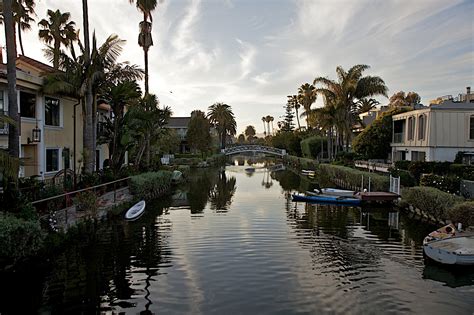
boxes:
[301,169,315,176]
[292,193,361,206]
[125,200,146,221]
[171,170,183,183]
[423,224,474,265]
[317,188,355,197]
[423,236,474,265]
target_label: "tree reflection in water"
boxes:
[186,168,219,213]
[209,170,236,213]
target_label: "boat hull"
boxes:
[320,188,355,197]
[292,194,361,206]
[125,200,146,221]
[423,236,474,266]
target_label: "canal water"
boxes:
[1,161,474,314]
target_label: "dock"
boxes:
[356,191,399,201]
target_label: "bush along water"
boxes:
[130,171,173,200]
[400,186,463,222]
[318,164,389,192]
[447,201,474,227]
[419,174,461,195]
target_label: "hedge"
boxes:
[284,155,318,171]
[401,186,462,221]
[446,201,474,227]
[300,136,324,159]
[318,164,390,191]
[0,215,44,263]
[419,174,461,194]
[130,171,173,200]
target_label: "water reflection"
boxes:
[209,170,236,213]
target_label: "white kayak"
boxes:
[318,188,355,197]
[125,200,146,221]
[423,236,474,265]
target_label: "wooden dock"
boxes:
[356,191,399,201]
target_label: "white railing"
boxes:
[355,160,391,173]
[389,175,400,195]
[224,145,286,157]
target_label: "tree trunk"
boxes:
[82,0,94,173]
[17,23,25,56]
[295,108,301,130]
[144,48,149,95]
[262,122,266,136]
[53,41,60,69]
[5,0,20,161]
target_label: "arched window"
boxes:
[470,115,474,140]
[418,115,425,140]
[407,117,415,140]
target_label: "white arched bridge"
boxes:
[223,145,287,157]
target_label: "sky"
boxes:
[2,0,474,135]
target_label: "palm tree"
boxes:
[270,116,274,135]
[207,103,236,149]
[287,95,300,129]
[356,98,379,114]
[0,0,36,56]
[297,83,316,128]
[244,125,256,142]
[314,65,388,151]
[3,0,20,162]
[129,0,158,95]
[38,9,77,69]
[265,115,272,136]
[261,116,266,136]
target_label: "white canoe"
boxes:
[317,188,355,197]
[125,200,146,221]
[423,236,474,265]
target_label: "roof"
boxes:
[392,100,474,120]
[167,117,190,128]
[430,100,474,110]
[16,55,55,74]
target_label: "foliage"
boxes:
[319,164,390,191]
[206,153,226,166]
[394,160,411,170]
[298,83,317,127]
[74,191,98,213]
[454,151,464,164]
[130,171,172,200]
[389,168,416,187]
[284,155,318,171]
[388,91,421,108]
[0,214,44,263]
[187,110,211,154]
[356,98,379,114]
[408,161,451,181]
[271,131,302,156]
[401,186,462,220]
[207,102,237,149]
[172,157,201,167]
[282,101,295,132]
[287,95,301,129]
[420,174,461,195]
[447,201,474,227]
[300,136,324,159]
[352,107,410,159]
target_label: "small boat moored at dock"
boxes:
[317,188,355,197]
[292,193,361,206]
[125,200,146,221]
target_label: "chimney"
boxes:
[467,87,471,103]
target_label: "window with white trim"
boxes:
[46,148,60,172]
[20,91,36,118]
[470,115,474,140]
[418,115,425,140]
[407,117,415,140]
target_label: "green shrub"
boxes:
[420,174,461,194]
[394,160,411,170]
[75,191,99,213]
[284,155,318,170]
[271,132,302,156]
[389,168,416,187]
[401,186,462,220]
[206,153,226,166]
[173,157,201,167]
[0,215,44,263]
[447,201,474,227]
[319,164,389,191]
[130,171,173,200]
[300,136,324,159]
[449,164,474,180]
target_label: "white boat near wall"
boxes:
[424,236,474,265]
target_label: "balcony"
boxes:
[393,133,404,143]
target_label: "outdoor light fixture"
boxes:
[27,121,41,144]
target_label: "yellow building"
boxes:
[0,56,109,179]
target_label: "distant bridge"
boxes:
[223,145,287,157]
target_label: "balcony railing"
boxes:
[393,133,404,143]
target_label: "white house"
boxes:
[391,87,474,162]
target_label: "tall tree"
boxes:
[265,115,272,136]
[38,9,76,69]
[298,83,316,128]
[314,64,388,151]
[207,103,236,149]
[389,91,421,108]
[187,110,211,155]
[0,0,36,56]
[3,0,20,162]
[244,125,256,142]
[356,98,379,114]
[129,0,158,95]
[261,116,266,136]
[282,102,295,132]
[287,95,300,129]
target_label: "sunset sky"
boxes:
[3,0,473,134]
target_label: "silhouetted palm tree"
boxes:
[298,83,316,128]
[207,103,236,149]
[261,116,266,136]
[38,9,77,69]
[287,95,300,129]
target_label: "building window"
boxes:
[20,91,36,118]
[412,151,426,162]
[470,116,474,140]
[45,97,60,126]
[46,148,60,172]
[407,117,415,140]
[418,115,425,140]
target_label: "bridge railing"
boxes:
[223,145,286,156]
